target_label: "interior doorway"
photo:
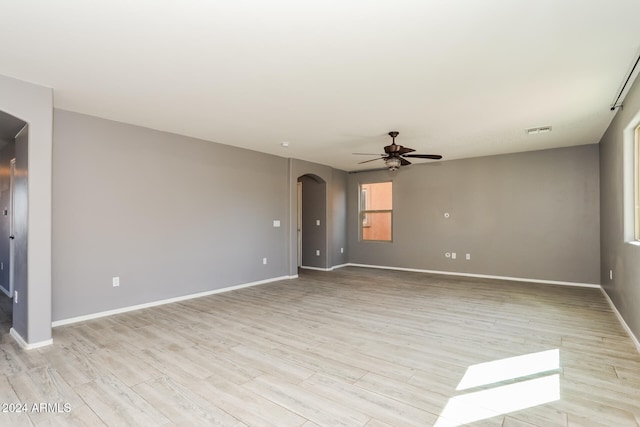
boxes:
[0,110,26,334]
[297,174,327,270]
[7,158,15,298]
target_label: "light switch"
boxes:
[316,220,321,226]
[273,220,280,227]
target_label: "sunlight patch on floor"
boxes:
[456,349,560,390]
[434,349,561,427]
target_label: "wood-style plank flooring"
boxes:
[1,267,639,426]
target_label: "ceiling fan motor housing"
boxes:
[355,130,442,168]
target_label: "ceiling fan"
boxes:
[354,131,442,170]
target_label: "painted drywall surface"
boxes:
[13,128,28,336]
[331,168,348,266]
[0,141,15,294]
[0,74,52,344]
[288,159,348,274]
[348,144,600,284]
[599,75,640,340]
[52,110,290,321]
[299,175,327,268]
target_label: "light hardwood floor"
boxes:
[1,267,639,426]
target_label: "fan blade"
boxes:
[400,157,411,166]
[358,157,386,164]
[402,154,443,160]
[385,144,415,155]
[353,153,385,156]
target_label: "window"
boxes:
[635,125,640,240]
[359,181,392,241]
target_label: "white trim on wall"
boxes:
[600,288,640,354]
[346,263,601,288]
[10,328,53,350]
[300,264,349,272]
[300,266,332,271]
[52,275,297,328]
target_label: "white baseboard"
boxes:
[300,264,349,272]
[599,288,640,354]
[300,266,331,271]
[346,263,601,289]
[332,263,349,270]
[52,275,297,328]
[10,328,53,350]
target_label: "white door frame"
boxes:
[8,157,15,298]
[297,181,302,267]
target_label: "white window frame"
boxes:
[359,182,393,242]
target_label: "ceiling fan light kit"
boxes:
[384,157,402,171]
[355,131,442,171]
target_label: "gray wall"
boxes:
[348,144,601,285]
[0,74,53,345]
[331,168,348,266]
[600,75,640,340]
[52,110,291,321]
[299,175,327,268]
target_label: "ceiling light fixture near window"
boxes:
[525,126,552,135]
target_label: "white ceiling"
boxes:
[1,1,639,171]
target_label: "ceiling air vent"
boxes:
[525,126,552,135]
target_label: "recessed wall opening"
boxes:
[297,174,327,270]
[0,110,27,335]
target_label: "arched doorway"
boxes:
[297,174,327,270]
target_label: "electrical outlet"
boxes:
[340,247,344,253]
[316,220,321,226]
[263,257,267,265]
[316,250,320,256]
[14,290,18,304]
[112,276,120,287]
[466,253,471,260]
